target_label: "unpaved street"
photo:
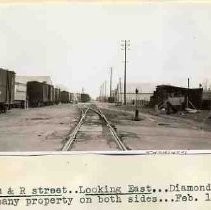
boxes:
[0,103,211,151]
[0,104,79,151]
[98,103,211,150]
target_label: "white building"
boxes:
[14,82,27,108]
[16,76,52,85]
[115,82,155,106]
[14,75,53,108]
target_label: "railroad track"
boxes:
[62,104,127,151]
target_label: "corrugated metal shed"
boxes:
[150,85,203,109]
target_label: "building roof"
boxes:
[16,76,52,85]
[0,68,15,74]
[156,84,202,91]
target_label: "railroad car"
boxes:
[0,68,15,112]
[48,85,54,105]
[61,91,70,103]
[81,93,91,103]
[14,82,27,108]
[75,93,81,103]
[108,96,115,103]
[52,86,55,104]
[54,88,61,104]
[27,81,49,107]
[69,92,74,103]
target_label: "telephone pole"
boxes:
[100,84,103,101]
[119,77,122,104]
[102,83,105,101]
[104,80,107,99]
[110,67,113,97]
[121,40,130,105]
[187,78,190,108]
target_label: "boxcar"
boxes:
[69,92,74,103]
[27,81,49,107]
[81,93,90,103]
[61,91,70,103]
[54,88,61,104]
[14,82,27,108]
[48,85,54,105]
[75,93,81,103]
[0,68,15,112]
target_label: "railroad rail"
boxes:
[62,105,127,151]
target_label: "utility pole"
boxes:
[99,86,101,101]
[187,78,190,108]
[100,84,102,101]
[119,77,122,104]
[110,67,113,97]
[116,83,119,103]
[105,80,107,99]
[101,84,103,101]
[121,40,130,105]
[102,83,104,101]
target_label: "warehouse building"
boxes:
[115,82,155,106]
[16,76,53,85]
[14,76,53,109]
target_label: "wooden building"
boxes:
[150,85,203,111]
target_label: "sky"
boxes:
[0,2,211,97]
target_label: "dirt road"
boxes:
[97,103,211,150]
[0,102,211,151]
[0,104,79,151]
